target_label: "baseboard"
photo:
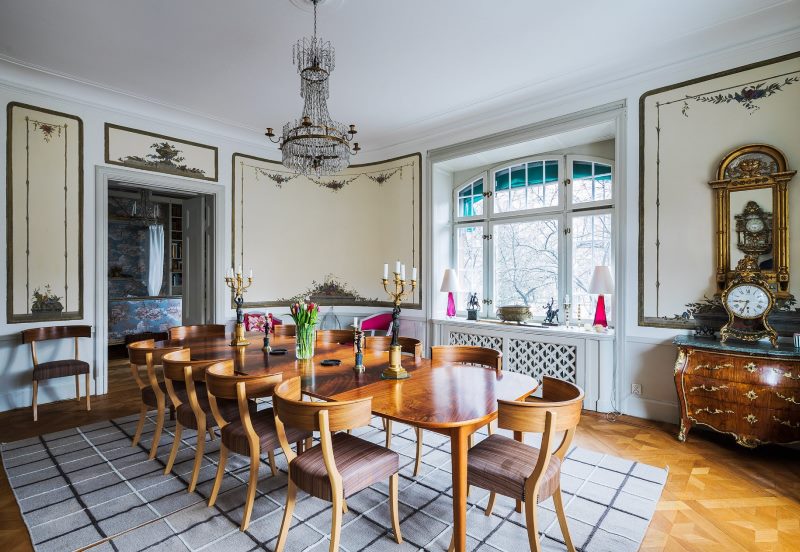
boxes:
[0,378,93,413]
[623,396,680,424]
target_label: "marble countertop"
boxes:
[674,335,800,358]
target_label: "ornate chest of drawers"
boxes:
[674,336,800,448]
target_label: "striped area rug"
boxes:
[1,409,666,551]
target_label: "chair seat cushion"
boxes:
[290,432,399,501]
[221,407,310,456]
[176,394,240,430]
[141,381,187,408]
[33,359,90,381]
[467,433,561,503]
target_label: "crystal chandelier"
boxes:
[265,0,360,176]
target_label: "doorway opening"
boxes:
[106,182,215,362]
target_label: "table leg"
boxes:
[450,426,469,552]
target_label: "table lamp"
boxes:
[589,265,614,327]
[440,269,461,318]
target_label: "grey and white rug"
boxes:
[1,407,666,552]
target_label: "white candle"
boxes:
[249,269,253,279]
[237,265,242,275]
[383,263,389,279]
[564,295,570,303]
[354,317,359,329]
[412,266,417,281]
[401,264,406,280]
[227,267,233,278]
[395,260,401,274]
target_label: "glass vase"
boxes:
[295,324,316,359]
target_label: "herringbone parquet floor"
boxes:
[1,359,798,551]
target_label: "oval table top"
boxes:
[157,334,538,430]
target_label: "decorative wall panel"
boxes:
[507,339,577,382]
[232,153,422,308]
[639,52,800,328]
[6,102,83,323]
[105,123,218,181]
[447,331,503,351]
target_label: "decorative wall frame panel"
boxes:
[6,102,84,323]
[638,52,800,328]
[105,123,218,181]
[232,152,422,309]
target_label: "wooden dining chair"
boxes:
[450,376,584,552]
[22,325,92,422]
[403,345,502,476]
[162,349,231,493]
[205,361,311,531]
[127,339,184,459]
[272,377,402,552]
[316,329,355,345]
[168,324,226,341]
[365,336,422,448]
[272,324,296,338]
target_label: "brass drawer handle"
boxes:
[695,363,733,372]
[772,416,800,429]
[743,362,758,373]
[689,384,728,393]
[744,414,758,425]
[743,390,759,401]
[694,407,734,415]
[775,391,800,405]
[772,368,800,381]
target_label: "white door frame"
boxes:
[94,165,225,395]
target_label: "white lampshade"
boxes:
[440,268,461,293]
[588,265,614,294]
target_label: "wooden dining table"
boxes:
[157,333,538,551]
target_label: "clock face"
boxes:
[725,284,770,319]
[745,218,765,233]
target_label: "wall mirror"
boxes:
[708,144,795,299]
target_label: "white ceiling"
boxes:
[0,0,798,154]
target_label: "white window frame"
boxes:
[452,155,613,321]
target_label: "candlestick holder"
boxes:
[564,301,571,328]
[353,329,365,373]
[225,272,253,347]
[381,272,417,379]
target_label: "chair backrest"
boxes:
[430,345,501,371]
[204,361,282,401]
[127,339,183,366]
[316,329,355,345]
[359,312,393,333]
[22,325,91,343]
[273,324,296,337]
[168,324,226,341]
[162,348,220,383]
[273,377,372,432]
[364,336,422,358]
[498,376,584,459]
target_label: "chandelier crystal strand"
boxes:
[265,0,359,177]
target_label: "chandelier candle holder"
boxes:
[564,295,572,328]
[225,267,253,347]
[381,261,417,379]
[265,0,360,176]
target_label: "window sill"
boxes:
[430,316,615,341]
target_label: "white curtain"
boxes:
[147,224,164,296]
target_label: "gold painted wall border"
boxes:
[104,123,219,182]
[231,152,424,310]
[6,102,84,323]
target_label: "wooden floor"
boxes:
[1,359,799,551]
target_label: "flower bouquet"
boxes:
[290,300,319,359]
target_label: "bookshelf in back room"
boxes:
[170,203,183,295]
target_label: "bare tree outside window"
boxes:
[456,225,483,310]
[572,214,612,316]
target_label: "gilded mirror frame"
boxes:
[708,144,795,299]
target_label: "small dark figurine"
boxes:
[543,297,560,326]
[466,293,480,320]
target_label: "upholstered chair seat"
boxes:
[221,406,309,456]
[32,359,90,380]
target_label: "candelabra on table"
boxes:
[381,264,417,379]
[225,269,253,347]
[353,327,365,374]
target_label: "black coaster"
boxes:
[269,348,288,355]
[321,359,341,366]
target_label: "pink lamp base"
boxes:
[593,294,608,327]
[446,292,456,317]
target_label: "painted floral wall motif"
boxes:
[108,196,169,298]
[108,298,182,344]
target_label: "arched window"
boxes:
[453,154,614,319]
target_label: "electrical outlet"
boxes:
[631,383,642,396]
